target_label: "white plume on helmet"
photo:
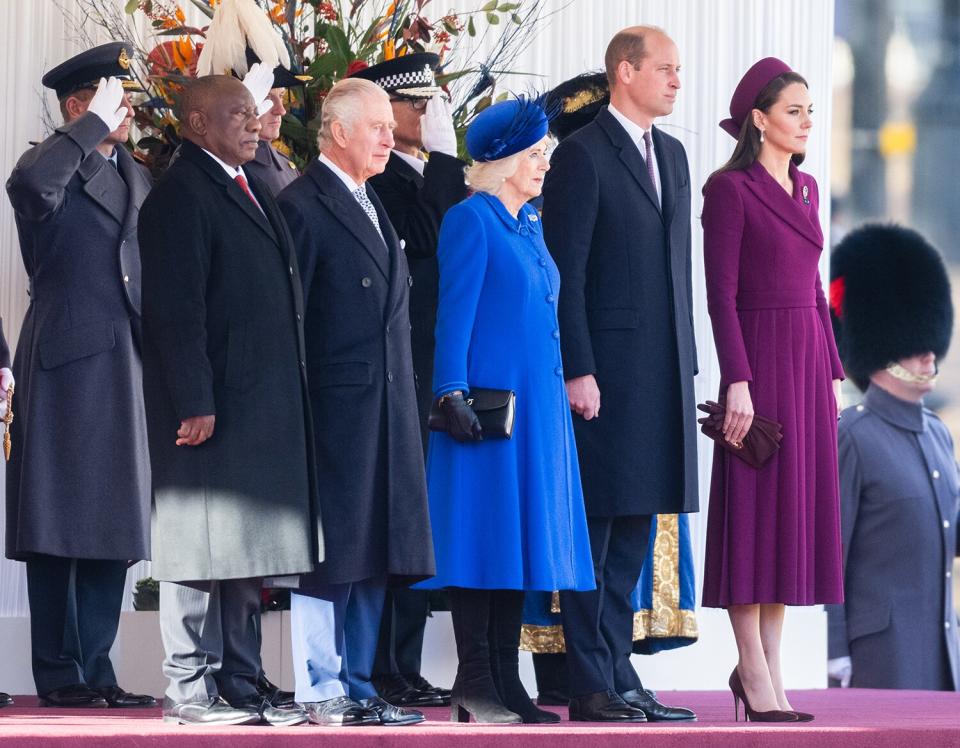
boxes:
[196,0,290,77]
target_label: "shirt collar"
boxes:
[607,103,654,153]
[863,382,926,433]
[201,147,246,180]
[392,149,426,176]
[319,152,362,193]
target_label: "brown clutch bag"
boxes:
[696,400,783,469]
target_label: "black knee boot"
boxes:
[448,589,521,724]
[490,591,560,724]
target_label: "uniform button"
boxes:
[361,277,372,288]
[947,570,953,578]
[946,621,952,629]
[289,266,294,275]
[552,330,560,339]
[546,294,555,303]
[387,371,394,382]
[944,520,951,529]
[123,275,130,283]
[554,366,563,376]
[856,405,864,412]
[933,470,941,479]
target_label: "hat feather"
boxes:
[197,0,290,78]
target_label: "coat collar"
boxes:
[386,151,424,185]
[116,147,150,239]
[743,160,823,249]
[305,158,392,280]
[595,106,669,219]
[863,383,926,433]
[474,192,542,236]
[179,139,279,246]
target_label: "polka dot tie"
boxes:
[353,185,385,242]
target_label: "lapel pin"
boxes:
[802,185,810,205]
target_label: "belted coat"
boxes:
[5,113,151,561]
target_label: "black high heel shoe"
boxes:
[729,668,798,723]
[787,710,815,722]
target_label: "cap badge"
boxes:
[118,48,131,70]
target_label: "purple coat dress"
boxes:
[701,160,844,607]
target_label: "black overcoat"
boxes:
[277,159,434,587]
[244,140,299,196]
[541,106,699,517]
[367,151,467,450]
[138,140,320,582]
[5,114,151,561]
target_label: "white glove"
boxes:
[420,94,457,156]
[0,368,13,420]
[242,62,275,117]
[86,77,128,131]
[827,656,852,688]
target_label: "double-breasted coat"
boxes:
[541,107,699,517]
[367,151,467,450]
[828,384,960,690]
[138,140,320,582]
[277,159,434,587]
[244,140,299,196]
[5,113,151,561]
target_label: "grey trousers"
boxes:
[159,579,262,704]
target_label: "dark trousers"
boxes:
[559,515,651,697]
[26,555,128,695]
[159,578,263,704]
[373,588,430,677]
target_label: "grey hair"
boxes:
[463,135,554,195]
[317,77,389,150]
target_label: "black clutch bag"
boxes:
[428,388,516,439]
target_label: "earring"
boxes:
[759,130,765,143]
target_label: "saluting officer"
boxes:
[5,42,154,708]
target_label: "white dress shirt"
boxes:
[608,103,661,205]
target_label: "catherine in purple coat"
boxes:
[701,59,844,722]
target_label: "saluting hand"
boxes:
[177,415,215,447]
[242,62,275,117]
[420,94,457,157]
[723,381,753,446]
[566,374,601,421]
[87,77,128,132]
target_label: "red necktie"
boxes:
[234,174,262,212]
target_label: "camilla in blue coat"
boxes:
[416,98,593,724]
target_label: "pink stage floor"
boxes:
[2,689,959,747]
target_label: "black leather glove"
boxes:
[439,392,483,442]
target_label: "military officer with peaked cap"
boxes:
[827,224,960,691]
[348,52,465,708]
[5,41,154,708]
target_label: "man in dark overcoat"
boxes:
[4,43,154,709]
[541,26,698,722]
[277,77,435,727]
[827,224,959,691]
[138,74,319,727]
[350,52,465,709]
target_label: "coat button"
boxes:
[289,266,294,275]
[123,275,130,283]
[385,324,391,334]
[552,330,560,339]
[948,570,953,578]
[933,469,941,479]
[539,258,547,267]
[554,366,563,376]
[408,276,414,287]
[947,621,952,629]
[361,277,372,288]
[944,520,951,529]
[856,405,864,412]
[300,360,306,368]
[546,294,555,303]
[296,313,302,322]
[387,371,394,382]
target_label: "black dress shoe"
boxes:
[96,686,157,708]
[358,696,425,725]
[39,684,108,708]
[232,695,307,726]
[302,695,376,726]
[0,693,13,707]
[256,673,296,709]
[161,696,260,725]
[374,674,443,707]
[620,688,696,721]
[403,673,451,706]
[567,690,647,722]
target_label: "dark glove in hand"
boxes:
[440,393,483,442]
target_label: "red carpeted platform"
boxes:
[2,689,959,747]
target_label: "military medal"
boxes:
[802,185,810,204]
[3,384,13,461]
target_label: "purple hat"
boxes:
[719,57,793,139]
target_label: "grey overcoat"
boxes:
[827,384,960,690]
[5,113,151,561]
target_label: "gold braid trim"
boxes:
[563,87,606,114]
[520,624,566,653]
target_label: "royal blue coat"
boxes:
[415,192,594,592]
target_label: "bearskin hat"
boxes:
[830,223,953,391]
[545,71,609,141]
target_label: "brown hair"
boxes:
[604,27,659,87]
[703,71,809,194]
[59,88,94,122]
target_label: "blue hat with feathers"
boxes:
[466,95,555,162]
